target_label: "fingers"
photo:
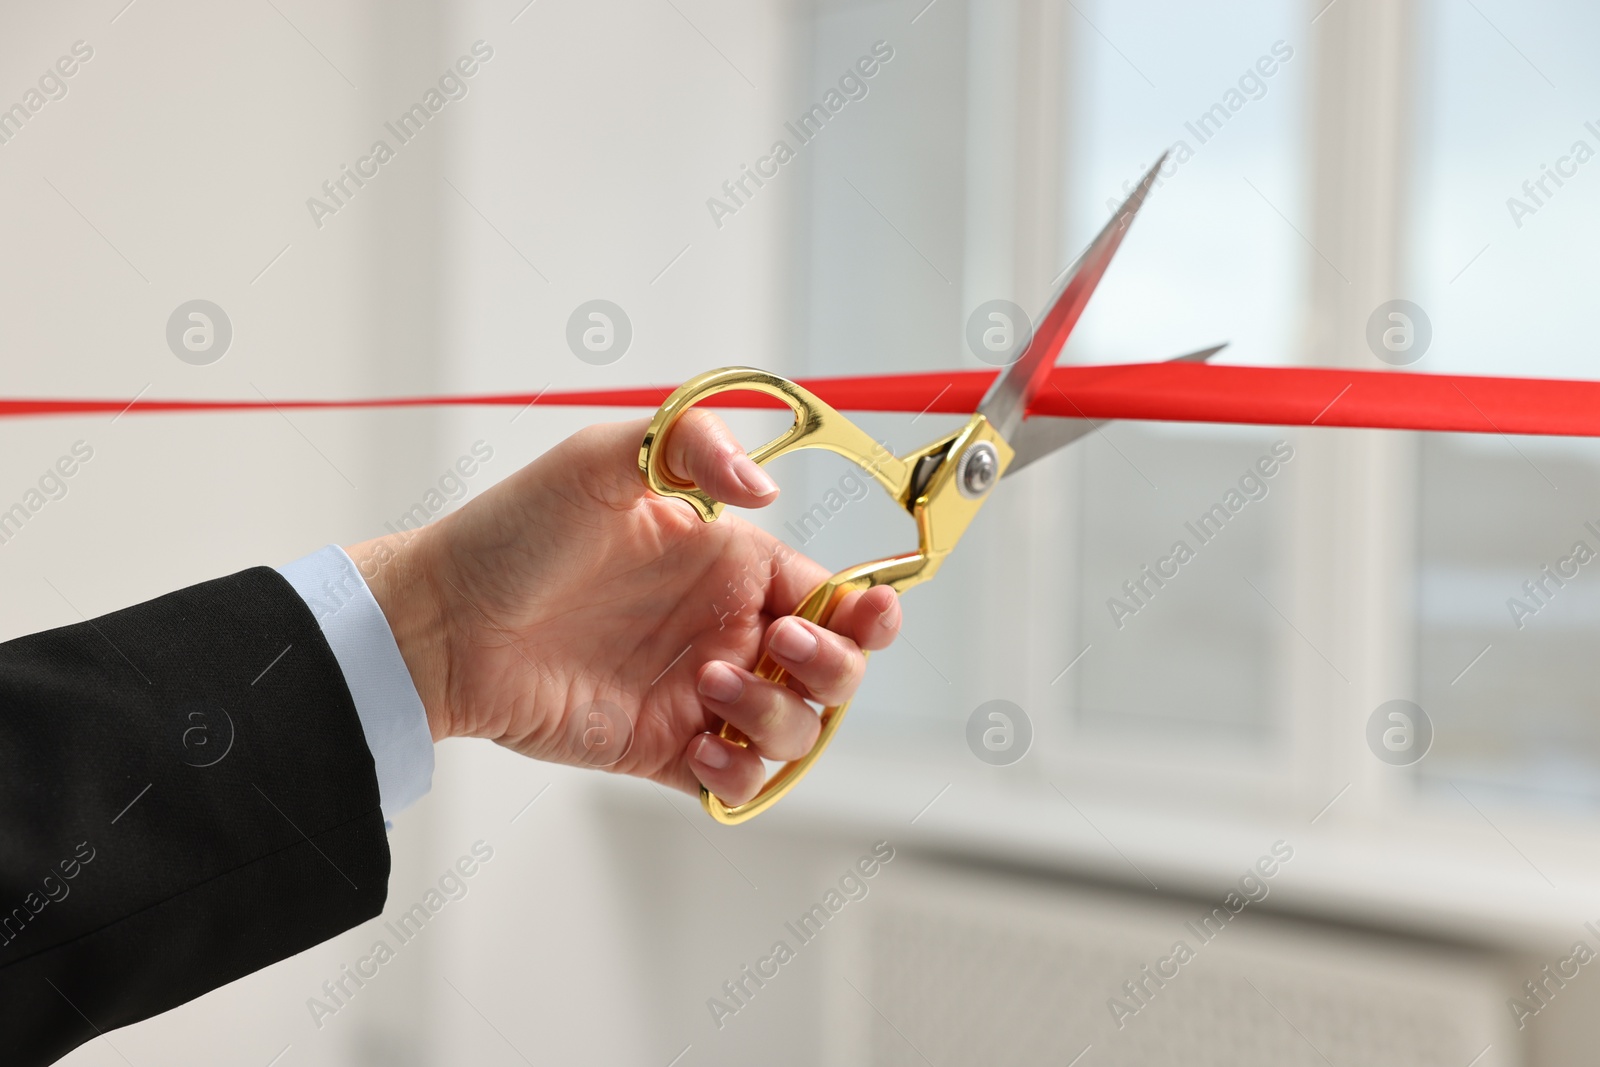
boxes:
[662,409,778,509]
[683,547,902,805]
[827,585,902,652]
[761,614,868,705]
[685,731,768,806]
[695,661,822,761]
[684,595,898,803]
[684,646,836,806]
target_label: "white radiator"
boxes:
[821,858,1515,1067]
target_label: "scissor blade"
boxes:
[977,153,1169,443]
[1001,343,1227,478]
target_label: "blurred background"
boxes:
[3,0,1598,1062]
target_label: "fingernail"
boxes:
[734,455,779,498]
[693,734,731,770]
[698,662,744,704]
[770,618,819,662]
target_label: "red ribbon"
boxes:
[4,362,1596,437]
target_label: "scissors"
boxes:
[640,154,1212,824]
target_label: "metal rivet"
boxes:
[958,442,998,499]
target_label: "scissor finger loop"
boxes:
[638,367,912,523]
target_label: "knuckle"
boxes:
[684,409,728,451]
[753,687,817,759]
[816,637,863,697]
[695,407,732,436]
[752,696,790,742]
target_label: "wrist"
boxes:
[346,526,455,742]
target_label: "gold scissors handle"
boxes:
[639,366,1011,825]
[640,367,912,520]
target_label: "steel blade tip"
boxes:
[1172,342,1228,363]
[976,152,1173,440]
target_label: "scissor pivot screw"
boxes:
[957,441,999,499]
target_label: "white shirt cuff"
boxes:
[276,544,434,824]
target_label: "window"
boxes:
[1065,0,1307,756]
[1412,0,1600,807]
[786,0,1311,784]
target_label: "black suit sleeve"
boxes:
[0,567,392,1066]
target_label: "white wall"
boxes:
[0,0,822,1063]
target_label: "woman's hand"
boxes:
[346,411,900,804]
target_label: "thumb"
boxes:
[657,409,780,509]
